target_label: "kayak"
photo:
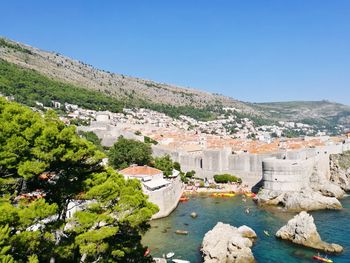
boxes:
[210,193,235,197]
[263,230,270,236]
[245,192,256,198]
[179,197,189,202]
[143,248,150,257]
[166,252,175,258]
[313,255,333,263]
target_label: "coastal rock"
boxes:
[201,222,256,263]
[256,188,342,211]
[311,181,345,198]
[237,225,257,239]
[330,153,350,191]
[276,211,343,253]
[309,168,345,198]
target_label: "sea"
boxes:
[142,194,350,263]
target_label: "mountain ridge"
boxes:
[1,37,350,128]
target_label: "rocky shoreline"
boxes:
[201,222,257,263]
[276,211,343,253]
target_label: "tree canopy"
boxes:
[0,98,158,262]
[108,136,152,169]
[153,155,174,177]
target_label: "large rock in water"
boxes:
[276,211,343,253]
[201,222,256,263]
[256,188,342,211]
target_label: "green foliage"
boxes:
[0,99,157,262]
[78,130,104,152]
[214,174,242,184]
[154,155,174,177]
[0,59,123,112]
[0,224,14,262]
[0,38,33,54]
[185,170,196,178]
[180,170,195,183]
[138,100,217,121]
[173,162,181,171]
[108,136,152,169]
[282,128,306,138]
[144,136,158,145]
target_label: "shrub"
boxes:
[213,174,242,184]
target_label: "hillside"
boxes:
[0,37,253,112]
[251,101,350,127]
[0,37,350,129]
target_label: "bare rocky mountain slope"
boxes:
[1,37,350,127]
[0,37,253,112]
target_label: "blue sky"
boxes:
[1,1,349,104]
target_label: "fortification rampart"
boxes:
[152,142,350,189]
[262,158,313,191]
[146,176,184,219]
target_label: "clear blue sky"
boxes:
[1,1,349,104]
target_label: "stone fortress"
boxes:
[153,140,350,191]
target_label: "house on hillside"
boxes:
[119,165,184,219]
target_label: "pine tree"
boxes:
[0,98,158,262]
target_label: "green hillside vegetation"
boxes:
[0,38,33,54]
[0,59,218,121]
[0,98,158,262]
[0,59,124,112]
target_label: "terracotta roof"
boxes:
[119,165,162,176]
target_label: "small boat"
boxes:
[263,230,270,236]
[179,196,189,202]
[175,230,189,235]
[222,193,235,197]
[210,193,235,197]
[172,259,190,263]
[143,248,150,257]
[166,252,175,258]
[245,192,256,198]
[313,255,333,263]
[245,208,250,214]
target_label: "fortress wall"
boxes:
[285,148,317,160]
[152,143,350,189]
[262,158,313,191]
[147,177,184,219]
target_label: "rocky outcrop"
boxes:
[256,188,342,211]
[201,222,256,263]
[276,211,343,253]
[309,168,345,198]
[330,151,350,191]
[311,181,345,198]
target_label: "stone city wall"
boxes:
[146,176,184,219]
[152,142,350,188]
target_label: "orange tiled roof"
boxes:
[119,166,162,176]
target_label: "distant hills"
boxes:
[1,37,349,129]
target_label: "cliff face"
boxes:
[330,151,350,191]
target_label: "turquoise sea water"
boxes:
[142,195,350,263]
